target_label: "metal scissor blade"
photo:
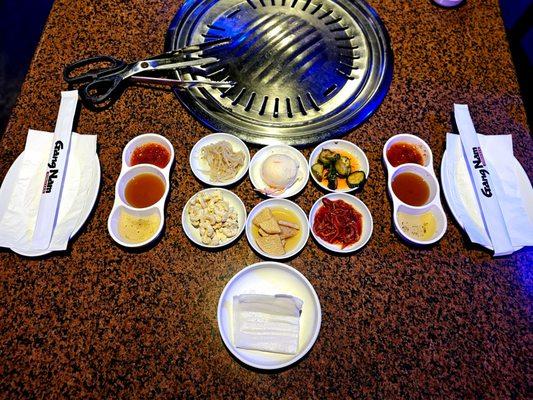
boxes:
[172,80,235,89]
[181,37,231,53]
[130,76,235,89]
[165,38,231,58]
[154,40,229,63]
[150,56,219,71]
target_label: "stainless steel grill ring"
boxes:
[167,0,393,146]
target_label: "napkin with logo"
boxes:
[445,133,533,252]
[0,129,97,253]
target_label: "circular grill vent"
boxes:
[167,0,392,146]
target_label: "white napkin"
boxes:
[445,133,533,251]
[0,129,97,253]
[233,294,303,355]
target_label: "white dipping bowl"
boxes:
[309,139,369,193]
[249,145,309,198]
[389,164,439,208]
[182,188,246,249]
[394,203,448,246]
[116,164,168,209]
[123,133,175,170]
[189,133,250,187]
[309,193,373,253]
[108,205,164,248]
[246,199,310,260]
[382,133,433,169]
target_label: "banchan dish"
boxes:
[308,139,369,193]
[182,188,246,249]
[217,261,322,370]
[383,134,447,245]
[189,132,250,187]
[249,145,309,198]
[108,134,174,247]
[309,192,373,253]
[246,198,310,260]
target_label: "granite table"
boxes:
[1,0,531,398]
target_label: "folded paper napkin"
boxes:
[445,133,533,252]
[233,294,303,355]
[0,129,97,253]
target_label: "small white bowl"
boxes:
[382,133,433,169]
[182,188,247,249]
[249,145,309,198]
[116,165,168,209]
[217,261,322,370]
[108,205,164,248]
[246,199,310,260]
[123,133,175,170]
[309,193,373,253]
[389,164,439,208]
[309,139,369,193]
[189,133,250,186]
[394,203,448,246]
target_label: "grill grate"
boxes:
[167,0,392,146]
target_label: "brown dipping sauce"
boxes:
[392,172,430,206]
[125,173,165,208]
[386,142,424,167]
[130,142,171,168]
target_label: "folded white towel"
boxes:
[233,294,303,355]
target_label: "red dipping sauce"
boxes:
[313,198,363,248]
[386,142,424,167]
[130,142,171,168]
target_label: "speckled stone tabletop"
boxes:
[0,0,531,398]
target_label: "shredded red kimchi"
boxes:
[313,198,363,248]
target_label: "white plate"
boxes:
[217,261,321,370]
[309,193,373,253]
[0,152,101,257]
[189,133,250,187]
[441,151,532,251]
[181,188,246,249]
[249,145,309,198]
[245,199,309,260]
[309,139,369,193]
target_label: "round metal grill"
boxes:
[167,0,392,146]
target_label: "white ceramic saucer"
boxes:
[217,261,321,370]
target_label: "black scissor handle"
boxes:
[80,74,124,105]
[63,55,127,84]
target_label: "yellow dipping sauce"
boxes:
[251,207,302,252]
[397,210,437,241]
[118,209,160,244]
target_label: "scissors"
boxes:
[63,38,233,106]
